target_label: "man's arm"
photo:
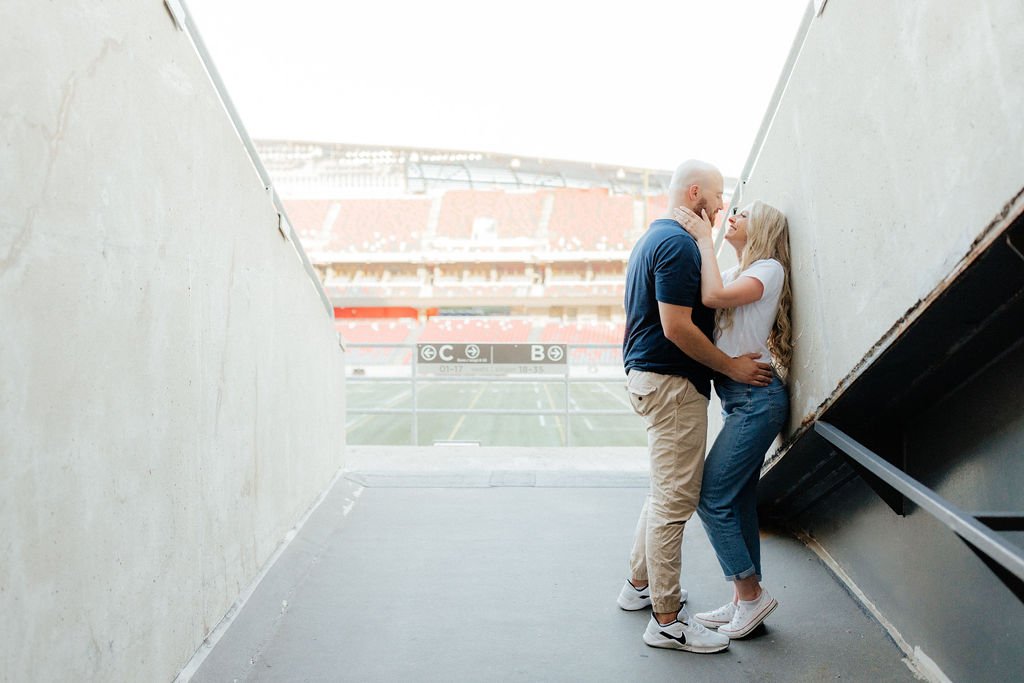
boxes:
[658,301,772,385]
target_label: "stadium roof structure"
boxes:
[255,139,738,198]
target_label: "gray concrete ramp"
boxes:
[191,449,918,682]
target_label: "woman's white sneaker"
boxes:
[616,581,687,610]
[642,610,730,653]
[693,601,736,629]
[718,588,778,639]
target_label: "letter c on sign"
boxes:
[440,345,454,361]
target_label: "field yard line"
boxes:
[446,383,487,440]
[542,382,566,444]
[597,380,631,408]
[346,388,412,431]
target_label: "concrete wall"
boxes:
[735,0,1024,429]
[0,2,346,681]
[736,2,1024,680]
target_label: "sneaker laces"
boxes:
[726,600,755,629]
[683,619,712,636]
[706,602,734,619]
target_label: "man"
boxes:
[618,159,772,653]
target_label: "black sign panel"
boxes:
[416,343,567,375]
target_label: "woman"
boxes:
[673,200,793,639]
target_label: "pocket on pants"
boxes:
[625,370,659,417]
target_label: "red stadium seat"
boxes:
[336,320,418,364]
[285,198,432,253]
[547,188,634,251]
[436,190,546,239]
[420,318,533,343]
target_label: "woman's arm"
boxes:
[673,206,764,309]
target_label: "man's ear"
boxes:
[688,184,700,200]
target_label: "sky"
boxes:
[187,0,808,176]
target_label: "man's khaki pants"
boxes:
[625,369,708,614]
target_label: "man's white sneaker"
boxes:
[617,581,650,610]
[616,581,687,611]
[642,609,730,653]
[718,588,778,639]
[693,601,736,629]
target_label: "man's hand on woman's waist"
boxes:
[725,353,773,386]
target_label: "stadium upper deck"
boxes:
[258,140,735,314]
[255,139,713,196]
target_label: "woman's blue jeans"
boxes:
[697,375,789,582]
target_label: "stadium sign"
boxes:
[416,343,567,375]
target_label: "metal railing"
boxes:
[815,421,1024,602]
[162,0,333,319]
[346,343,632,446]
[722,0,816,252]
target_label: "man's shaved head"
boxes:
[667,159,724,223]
[669,159,721,194]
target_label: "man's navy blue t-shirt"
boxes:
[622,218,715,398]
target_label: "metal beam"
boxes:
[815,421,1024,592]
[169,0,333,319]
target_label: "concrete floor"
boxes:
[191,448,920,683]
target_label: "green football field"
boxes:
[345,377,647,447]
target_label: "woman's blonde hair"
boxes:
[717,200,794,376]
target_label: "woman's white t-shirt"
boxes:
[715,258,785,364]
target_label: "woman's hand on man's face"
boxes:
[673,206,714,242]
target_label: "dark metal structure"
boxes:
[758,204,1024,681]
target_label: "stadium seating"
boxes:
[540,320,623,344]
[645,195,669,225]
[436,190,546,239]
[541,320,625,364]
[547,188,634,250]
[331,198,432,252]
[278,147,677,373]
[288,188,665,255]
[283,199,334,248]
[326,283,423,299]
[419,318,533,343]
[336,320,416,343]
[431,283,531,299]
[336,319,418,365]
[544,282,625,298]
[285,198,432,253]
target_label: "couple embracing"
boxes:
[618,159,793,653]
